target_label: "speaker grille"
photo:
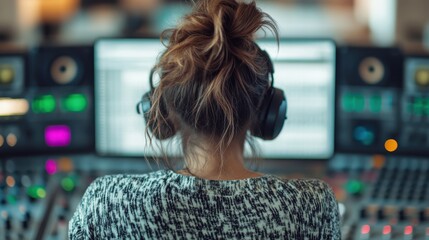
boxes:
[34,46,93,86]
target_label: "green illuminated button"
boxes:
[369,95,382,113]
[424,98,429,116]
[62,94,87,112]
[32,95,56,113]
[343,94,365,112]
[61,176,76,192]
[27,185,46,199]
[342,94,354,112]
[413,97,424,116]
[353,95,365,112]
[6,194,17,204]
[344,180,365,196]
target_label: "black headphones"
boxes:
[136,67,176,140]
[137,45,287,141]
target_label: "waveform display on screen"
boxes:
[95,39,336,159]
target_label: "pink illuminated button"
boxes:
[45,125,71,147]
[383,225,391,235]
[45,159,58,175]
[404,225,413,240]
[361,224,370,235]
[404,225,413,235]
[382,225,392,240]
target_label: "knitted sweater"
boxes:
[69,170,340,239]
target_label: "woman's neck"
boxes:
[180,137,262,180]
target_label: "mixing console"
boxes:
[2,155,429,239]
[329,154,429,240]
[0,155,154,239]
[1,158,57,239]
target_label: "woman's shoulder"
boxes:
[271,176,336,199]
[282,178,332,190]
[83,170,170,197]
[92,170,168,183]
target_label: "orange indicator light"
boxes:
[58,157,74,172]
[6,133,17,147]
[372,155,386,169]
[6,176,15,187]
[384,139,398,152]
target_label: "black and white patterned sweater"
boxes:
[69,170,340,239]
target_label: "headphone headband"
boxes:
[259,49,275,87]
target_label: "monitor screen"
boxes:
[95,38,336,159]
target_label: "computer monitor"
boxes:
[95,38,336,159]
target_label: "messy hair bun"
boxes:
[149,0,278,156]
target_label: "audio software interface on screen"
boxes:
[95,38,336,159]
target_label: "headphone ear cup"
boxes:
[270,88,287,139]
[252,88,287,140]
[141,91,176,140]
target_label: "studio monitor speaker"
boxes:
[34,46,93,86]
[338,47,403,88]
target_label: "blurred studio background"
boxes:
[1,0,429,239]
[1,0,429,49]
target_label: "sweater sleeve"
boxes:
[321,182,341,239]
[69,207,87,240]
[69,177,105,240]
